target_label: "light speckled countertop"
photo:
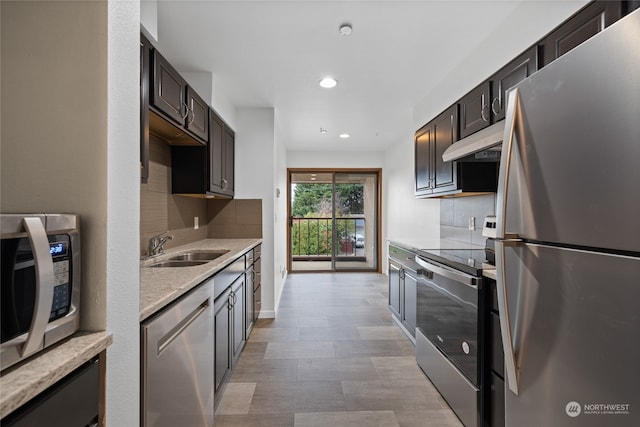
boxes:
[482,266,497,280]
[140,238,262,321]
[0,331,112,419]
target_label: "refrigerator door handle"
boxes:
[496,88,521,241]
[496,239,520,395]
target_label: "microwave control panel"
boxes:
[49,236,72,320]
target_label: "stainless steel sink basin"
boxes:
[167,250,229,262]
[150,260,208,268]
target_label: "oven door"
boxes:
[415,255,480,385]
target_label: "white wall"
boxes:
[234,108,277,317]
[107,1,141,426]
[383,131,440,273]
[287,150,384,169]
[1,2,140,425]
[273,113,288,310]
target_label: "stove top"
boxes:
[416,246,487,276]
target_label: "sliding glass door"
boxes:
[288,170,380,272]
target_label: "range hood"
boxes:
[442,121,505,162]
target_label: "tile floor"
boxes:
[215,273,463,427]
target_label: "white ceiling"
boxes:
[153,0,588,152]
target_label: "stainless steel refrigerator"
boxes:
[495,9,640,427]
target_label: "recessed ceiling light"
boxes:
[320,128,327,134]
[339,133,350,139]
[339,24,352,36]
[319,77,337,89]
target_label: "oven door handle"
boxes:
[414,256,479,286]
[21,217,55,358]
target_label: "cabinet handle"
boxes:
[221,178,228,190]
[181,102,189,120]
[228,292,234,309]
[187,107,195,125]
[491,97,501,115]
[480,94,490,122]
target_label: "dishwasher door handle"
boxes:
[157,298,211,355]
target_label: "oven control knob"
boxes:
[462,341,470,355]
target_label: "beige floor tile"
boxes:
[394,409,463,427]
[370,356,428,382]
[297,357,379,381]
[341,380,449,411]
[357,326,409,340]
[215,413,295,427]
[264,341,335,359]
[294,410,400,427]
[216,382,256,415]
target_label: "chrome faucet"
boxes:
[148,233,174,256]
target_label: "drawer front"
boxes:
[490,372,506,427]
[214,257,245,299]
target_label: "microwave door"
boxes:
[20,217,55,357]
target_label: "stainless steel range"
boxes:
[414,244,487,427]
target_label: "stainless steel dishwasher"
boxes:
[141,278,215,427]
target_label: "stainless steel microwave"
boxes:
[1,214,81,371]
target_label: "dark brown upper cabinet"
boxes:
[458,82,491,139]
[209,111,235,197]
[432,105,458,194]
[540,1,622,67]
[414,123,434,197]
[186,86,209,142]
[414,104,498,198]
[149,50,207,146]
[152,50,187,125]
[489,47,538,122]
[171,109,234,198]
[415,105,458,196]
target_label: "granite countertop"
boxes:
[140,238,262,321]
[482,266,497,281]
[0,331,112,419]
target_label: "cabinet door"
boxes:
[152,51,186,125]
[402,270,417,338]
[140,34,151,184]
[185,86,209,143]
[231,276,245,364]
[388,261,402,319]
[541,1,622,67]
[209,110,224,194]
[245,266,254,339]
[490,47,538,121]
[253,285,262,322]
[459,81,490,138]
[432,105,459,194]
[214,289,231,391]
[414,123,434,196]
[222,126,235,196]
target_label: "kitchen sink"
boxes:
[149,260,209,268]
[167,250,229,262]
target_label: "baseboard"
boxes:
[258,310,276,319]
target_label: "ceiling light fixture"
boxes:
[339,23,352,36]
[320,128,327,134]
[339,133,350,139]
[319,77,337,89]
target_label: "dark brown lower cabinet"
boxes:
[214,287,232,392]
[2,356,100,426]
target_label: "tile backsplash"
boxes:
[440,194,496,246]
[208,199,262,239]
[140,136,263,256]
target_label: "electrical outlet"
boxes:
[468,216,475,231]
[194,216,199,230]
